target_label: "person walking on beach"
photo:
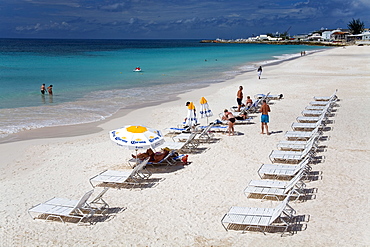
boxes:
[47,85,53,95]
[257,66,263,79]
[236,86,243,112]
[259,100,270,135]
[40,84,46,95]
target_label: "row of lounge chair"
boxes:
[221,90,338,236]
[28,123,221,224]
[28,158,153,224]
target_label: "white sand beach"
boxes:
[0,46,369,246]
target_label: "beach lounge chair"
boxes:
[277,134,319,151]
[301,104,331,117]
[89,158,150,188]
[244,169,306,201]
[28,190,98,224]
[257,157,311,179]
[254,93,283,101]
[164,126,190,135]
[158,134,200,153]
[173,123,214,143]
[147,150,177,166]
[291,114,326,131]
[296,110,327,123]
[309,98,337,106]
[269,139,316,164]
[221,195,296,236]
[285,126,321,141]
[313,89,338,101]
[305,105,330,111]
[229,93,270,115]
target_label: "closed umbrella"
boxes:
[199,97,213,124]
[185,102,197,128]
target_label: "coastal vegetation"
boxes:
[347,18,365,34]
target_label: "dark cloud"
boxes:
[1,0,369,38]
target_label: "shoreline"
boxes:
[1,46,369,246]
[0,47,329,144]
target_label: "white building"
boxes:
[356,31,370,45]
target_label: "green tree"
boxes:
[347,18,365,34]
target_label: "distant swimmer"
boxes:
[40,84,46,94]
[47,85,53,95]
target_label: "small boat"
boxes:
[133,67,142,72]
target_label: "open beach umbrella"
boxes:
[199,97,213,124]
[185,102,197,128]
[109,125,164,151]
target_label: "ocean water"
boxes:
[0,39,328,139]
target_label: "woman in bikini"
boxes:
[222,109,235,136]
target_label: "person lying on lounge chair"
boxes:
[132,148,170,162]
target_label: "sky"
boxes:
[1,0,369,39]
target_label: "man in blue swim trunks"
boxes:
[259,100,271,135]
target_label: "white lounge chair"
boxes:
[230,93,270,114]
[28,190,97,224]
[285,126,321,141]
[173,123,214,143]
[301,104,331,117]
[313,89,337,101]
[219,113,253,125]
[309,98,337,106]
[147,150,177,166]
[244,169,306,201]
[305,105,328,111]
[269,140,316,164]
[257,157,311,179]
[296,110,327,123]
[221,195,296,236]
[254,93,283,100]
[277,134,319,151]
[291,114,326,131]
[89,158,150,188]
[158,134,200,153]
[164,126,190,135]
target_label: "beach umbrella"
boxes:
[109,125,164,151]
[185,102,197,128]
[199,97,213,124]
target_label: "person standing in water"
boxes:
[47,85,53,95]
[257,66,263,79]
[40,84,46,94]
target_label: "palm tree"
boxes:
[347,18,365,34]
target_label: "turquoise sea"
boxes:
[0,39,328,139]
